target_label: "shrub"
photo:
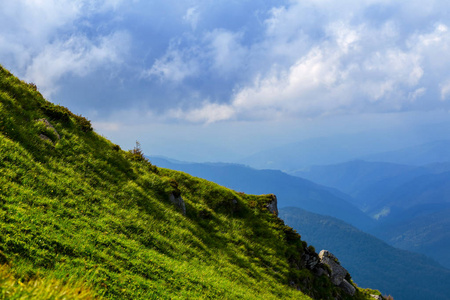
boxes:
[27,82,38,91]
[74,114,93,132]
[129,141,146,162]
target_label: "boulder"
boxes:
[319,250,355,295]
[339,279,356,296]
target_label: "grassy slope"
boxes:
[0,65,377,299]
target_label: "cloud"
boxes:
[203,29,248,76]
[4,0,450,125]
[175,17,450,122]
[143,44,200,82]
[183,7,200,31]
[168,102,235,124]
[0,0,131,97]
[24,31,130,95]
[440,81,450,101]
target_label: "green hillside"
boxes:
[0,65,381,299]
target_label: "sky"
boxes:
[1,0,450,164]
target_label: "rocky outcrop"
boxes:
[169,192,186,215]
[318,250,356,296]
[302,246,320,270]
[266,194,278,216]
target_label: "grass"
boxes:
[0,64,381,299]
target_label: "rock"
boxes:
[370,295,383,300]
[266,194,278,216]
[339,279,356,296]
[319,250,356,295]
[169,192,186,215]
[313,266,328,277]
[303,252,320,270]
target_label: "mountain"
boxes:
[368,171,450,215]
[279,207,450,300]
[292,160,418,195]
[293,160,450,269]
[238,135,386,171]
[0,65,384,299]
[238,131,448,171]
[149,156,375,231]
[370,205,450,269]
[361,140,450,165]
[293,160,430,211]
[352,169,450,269]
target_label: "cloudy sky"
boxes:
[2,0,450,163]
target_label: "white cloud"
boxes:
[168,102,235,124]
[4,0,450,125]
[183,7,200,31]
[24,31,130,95]
[0,0,130,97]
[409,87,427,101]
[204,29,247,76]
[440,80,450,101]
[144,46,200,82]
[172,19,450,122]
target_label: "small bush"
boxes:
[75,114,93,132]
[27,82,38,91]
[129,141,147,162]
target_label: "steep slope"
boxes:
[279,207,450,300]
[149,157,374,231]
[0,65,381,299]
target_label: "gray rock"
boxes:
[370,295,383,300]
[339,279,356,296]
[303,253,320,269]
[169,192,186,215]
[266,194,278,216]
[319,250,355,295]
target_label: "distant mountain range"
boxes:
[279,207,450,300]
[296,159,450,269]
[361,140,450,165]
[149,156,374,230]
[239,138,450,171]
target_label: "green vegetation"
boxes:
[0,65,379,299]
